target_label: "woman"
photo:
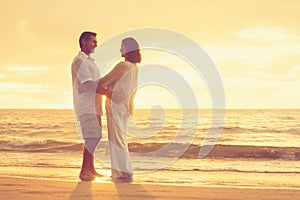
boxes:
[98,37,141,182]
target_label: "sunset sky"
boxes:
[1,0,300,109]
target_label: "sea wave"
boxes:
[221,125,300,134]
[0,139,82,152]
[1,139,299,160]
[128,143,300,160]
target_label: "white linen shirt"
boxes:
[71,51,102,118]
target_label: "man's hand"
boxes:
[111,92,124,104]
[78,84,85,94]
[101,89,123,104]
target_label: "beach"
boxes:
[1,176,300,200]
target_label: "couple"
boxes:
[71,31,141,182]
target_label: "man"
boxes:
[71,31,110,181]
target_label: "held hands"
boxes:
[101,88,124,104]
[77,81,124,104]
[96,82,124,104]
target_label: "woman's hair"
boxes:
[122,37,141,64]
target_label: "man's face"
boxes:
[83,36,97,54]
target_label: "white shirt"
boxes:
[71,51,102,118]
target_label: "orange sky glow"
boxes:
[1,0,300,109]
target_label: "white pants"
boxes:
[106,106,132,178]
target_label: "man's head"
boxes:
[79,31,97,55]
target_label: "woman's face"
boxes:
[120,43,127,57]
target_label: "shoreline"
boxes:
[1,176,300,200]
[1,174,300,191]
[1,164,300,189]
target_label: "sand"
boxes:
[1,176,300,200]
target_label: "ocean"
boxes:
[0,109,300,188]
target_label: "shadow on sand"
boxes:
[69,181,93,200]
[114,182,154,200]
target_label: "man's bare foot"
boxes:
[93,171,104,177]
[79,171,95,181]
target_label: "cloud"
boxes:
[0,81,72,109]
[0,93,71,109]
[204,29,300,81]
[223,77,300,108]
[0,81,53,94]
[288,65,300,79]
[18,19,29,34]
[7,66,48,72]
[1,65,71,85]
[0,64,72,108]
[235,27,290,42]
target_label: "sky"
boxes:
[1,0,300,109]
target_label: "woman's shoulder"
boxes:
[125,61,137,68]
[116,61,136,69]
[115,61,127,68]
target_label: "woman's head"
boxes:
[120,37,141,64]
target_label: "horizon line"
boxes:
[0,107,300,110]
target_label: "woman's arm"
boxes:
[98,62,127,88]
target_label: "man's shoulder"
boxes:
[73,52,86,62]
[72,52,89,69]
